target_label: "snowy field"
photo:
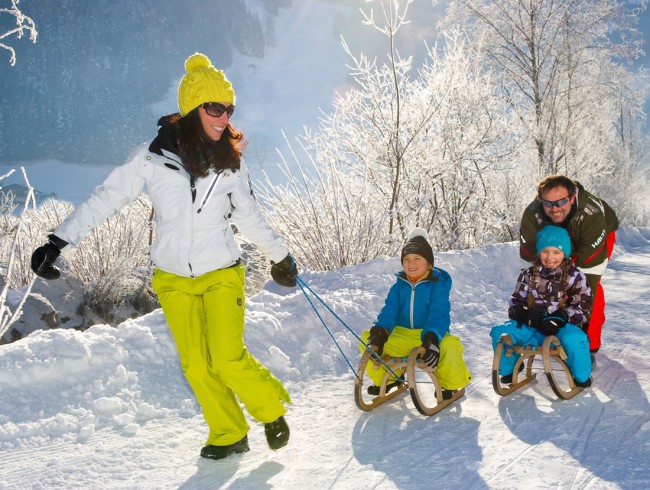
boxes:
[1,227,649,489]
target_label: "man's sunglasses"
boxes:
[542,196,571,209]
[201,102,235,118]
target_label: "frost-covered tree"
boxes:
[440,0,647,181]
[259,0,521,270]
[0,167,37,340]
[0,0,36,66]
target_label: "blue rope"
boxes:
[295,275,402,380]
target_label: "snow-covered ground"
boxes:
[1,227,649,489]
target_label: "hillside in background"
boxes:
[0,1,443,187]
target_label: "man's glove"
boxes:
[270,254,299,287]
[367,326,389,356]
[537,310,569,336]
[31,234,68,280]
[420,332,440,369]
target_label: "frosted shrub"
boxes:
[63,196,158,322]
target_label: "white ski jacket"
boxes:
[55,141,288,278]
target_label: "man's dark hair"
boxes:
[536,175,577,199]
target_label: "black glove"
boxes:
[30,234,68,280]
[270,254,299,287]
[509,305,529,323]
[420,332,440,369]
[509,305,546,328]
[367,326,389,356]
[537,310,569,336]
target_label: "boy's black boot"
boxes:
[265,416,290,450]
[200,435,249,460]
[367,377,404,396]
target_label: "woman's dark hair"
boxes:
[175,109,246,177]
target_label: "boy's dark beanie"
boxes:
[401,228,434,266]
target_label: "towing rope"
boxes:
[295,275,402,381]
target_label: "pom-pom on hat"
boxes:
[401,228,434,266]
[536,225,572,256]
[178,53,236,117]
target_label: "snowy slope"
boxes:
[1,228,649,489]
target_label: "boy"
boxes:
[360,228,472,397]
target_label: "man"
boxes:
[519,175,618,354]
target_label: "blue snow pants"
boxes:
[490,320,592,383]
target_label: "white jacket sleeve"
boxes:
[229,161,289,263]
[55,145,148,246]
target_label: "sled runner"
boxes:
[355,346,464,416]
[492,333,584,400]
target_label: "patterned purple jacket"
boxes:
[507,261,592,327]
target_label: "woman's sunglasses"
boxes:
[201,102,235,118]
[542,196,571,209]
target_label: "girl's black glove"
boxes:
[509,305,545,328]
[537,310,569,336]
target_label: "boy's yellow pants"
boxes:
[152,264,290,446]
[359,326,472,390]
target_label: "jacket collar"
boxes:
[149,113,181,158]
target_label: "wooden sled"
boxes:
[355,346,464,416]
[492,333,584,400]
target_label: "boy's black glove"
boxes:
[537,310,569,336]
[420,332,440,369]
[367,326,389,356]
[31,234,68,280]
[270,254,298,287]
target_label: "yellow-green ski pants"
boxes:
[359,326,472,390]
[152,264,290,446]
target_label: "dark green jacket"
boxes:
[519,181,618,296]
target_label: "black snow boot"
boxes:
[367,377,404,396]
[200,435,249,460]
[265,416,290,450]
[574,376,592,388]
[441,389,454,400]
[500,364,524,384]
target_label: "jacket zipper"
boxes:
[196,173,222,214]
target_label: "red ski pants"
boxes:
[587,231,616,352]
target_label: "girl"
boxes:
[491,225,592,386]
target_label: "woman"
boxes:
[31,53,299,460]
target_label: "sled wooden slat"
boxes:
[542,335,583,400]
[492,335,537,396]
[355,349,408,411]
[492,333,584,400]
[355,345,463,416]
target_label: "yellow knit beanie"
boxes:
[177,53,236,116]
